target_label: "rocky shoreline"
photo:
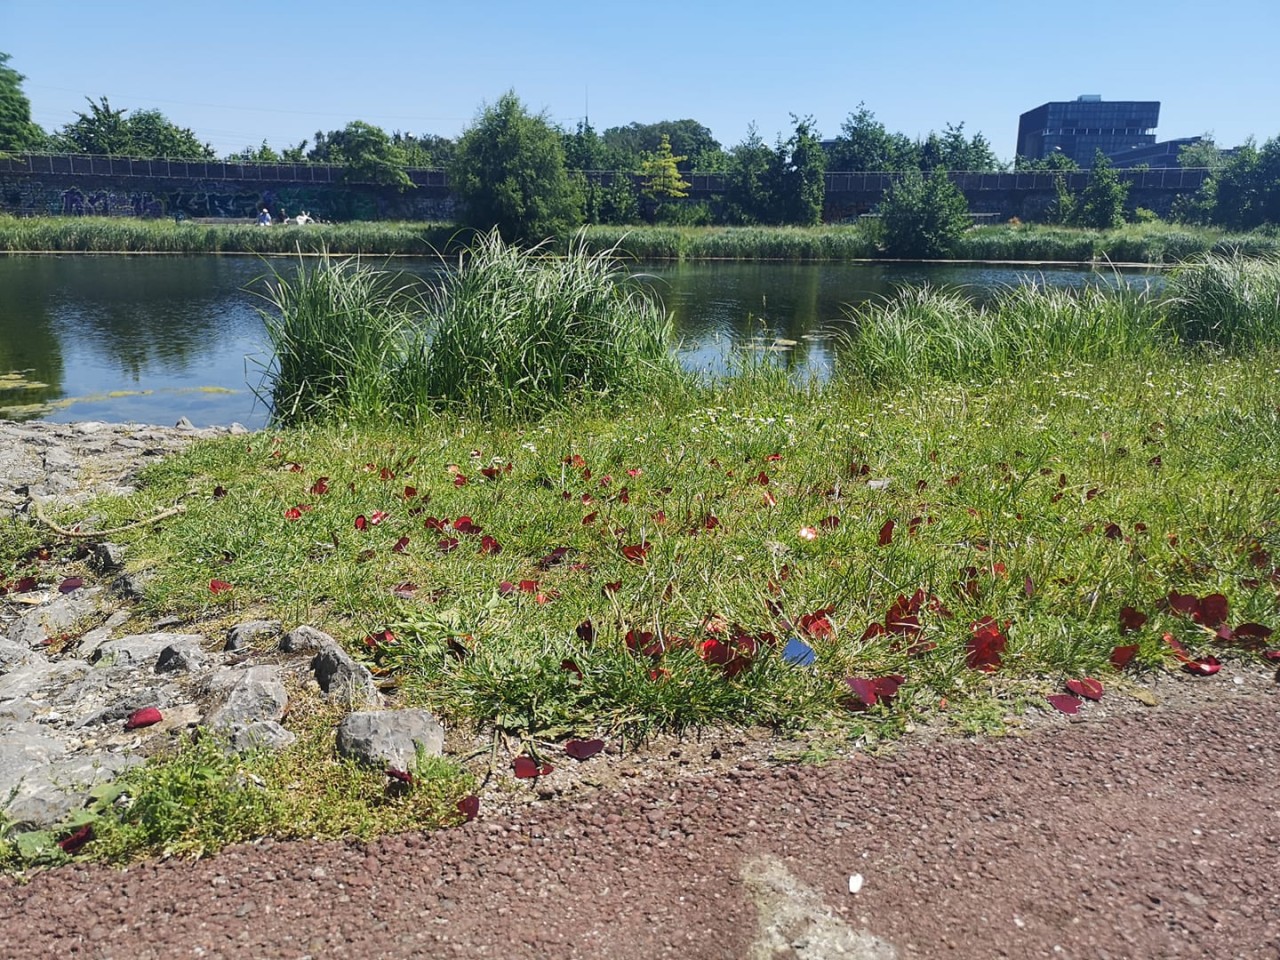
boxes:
[0,419,443,837]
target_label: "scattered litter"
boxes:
[848,873,864,894]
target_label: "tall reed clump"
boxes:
[394,231,678,420]
[256,252,421,424]
[838,281,1162,385]
[1164,253,1280,350]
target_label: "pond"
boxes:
[0,255,1160,429]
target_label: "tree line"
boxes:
[1,51,1273,240]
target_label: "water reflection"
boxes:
[0,255,1161,428]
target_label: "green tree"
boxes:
[54,96,130,154]
[53,97,213,158]
[639,134,690,201]
[1177,136,1226,172]
[770,115,826,225]
[336,121,413,189]
[599,171,639,224]
[450,90,583,243]
[878,167,971,258]
[600,119,720,171]
[227,140,281,163]
[1075,150,1129,228]
[828,103,917,171]
[1016,150,1079,171]
[0,52,42,153]
[723,124,774,224]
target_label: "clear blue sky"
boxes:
[3,0,1277,162]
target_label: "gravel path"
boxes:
[2,688,1276,959]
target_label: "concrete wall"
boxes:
[0,155,1209,223]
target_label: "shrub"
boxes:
[877,168,971,259]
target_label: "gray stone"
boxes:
[174,417,196,429]
[312,640,380,707]
[0,658,89,701]
[206,665,288,731]
[95,632,202,667]
[0,637,37,670]
[78,687,168,727]
[6,588,103,648]
[0,723,69,802]
[74,609,131,659]
[89,541,127,572]
[155,639,207,673]
[226,619,282,652]
[230,720,296,753]
[3,751,139,832]
[279,624,332,654]
[110,571,153,601]
[335,709,445,769]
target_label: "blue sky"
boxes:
[3,0,1277,162]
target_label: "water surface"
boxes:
[0,255,1158,428]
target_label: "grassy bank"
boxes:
[581,222,1280,264]
[4,215,1279,263]
[0,216,459,255]
[3,249,1279,868]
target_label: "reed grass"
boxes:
[837,281,1164,385]
[1164,253,1280,349]
[256,253,423,424]
[394,231,679,420]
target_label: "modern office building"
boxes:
[1017,96,1159,167]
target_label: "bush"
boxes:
[877,168,970,259]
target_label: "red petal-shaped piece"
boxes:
[621,544,649,563]
[1110,643,1139,669]
[58,577,84,594]
[1233,622,1273,640]
[125,707,163,730]
[1262,650,1280,662]
[354,514,368,531]
[602,580,621,596]
[518,579,539,593]
[565,738,605,760]
[512,756,553,779]
[385,767,415,785]
[498,581,516,596]
[393,582,418,599]
[209,579,233,594]
[1066,677,1104,701]
[309,477,329,495]
[57,824,94,854]
[1119,606,1148,633]
[438,537,459,553]
[1047,694,1082,715]
[1182,656,1222,676]
[878,519,895,547]
[873,675,905,706]
[456,794,479,821]
[843,677,879,711]
[966,617,1007,672]
[1196,593,1229,628]
[479,535,502,555]
[392,536,410,553]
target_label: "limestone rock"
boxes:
[225,619,282,652]
[206,665,288,731]
[335,709,445,769]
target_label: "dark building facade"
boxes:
[1017,96,1159,167]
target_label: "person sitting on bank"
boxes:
[256,207,272,226]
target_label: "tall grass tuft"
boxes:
[256,252,421,424]
[394,231,679,420]
[1164,253,1280,350]
[838,281,1163,385]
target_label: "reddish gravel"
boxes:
[2,689,1278,959]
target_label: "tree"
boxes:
[600,119,720,171]
[335,121,413,189]
[828,103,917,171]
[1075,150,1129,228]
[1177,136,1226,172]
[0,52,42,153]
[52,96,213,158]
[770,115,826,225]
[639,134,690,202]
[723,124,774,224]
[1016,150,1079,171]
[227,140,281,163]
[450,90,583,243]
[878,167,971,258]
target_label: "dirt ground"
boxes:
[1,668,1277,960]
